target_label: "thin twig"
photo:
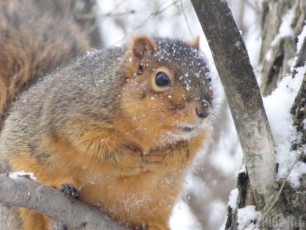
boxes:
[180,0,193,37]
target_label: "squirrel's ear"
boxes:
[128,35,156,59]
[188,35,200,50]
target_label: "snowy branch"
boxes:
[0,175,126,230]
[190,0,276,209]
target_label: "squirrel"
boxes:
[0,1,214,230]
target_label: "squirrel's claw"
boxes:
[59,183,79,199]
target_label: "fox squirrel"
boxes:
[0,1,214,230]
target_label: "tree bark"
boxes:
[259,0,305,96]
[190,0,276,210]
[0,175,126,230]
[291,35,306,153]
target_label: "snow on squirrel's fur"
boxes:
[9,171,37,181]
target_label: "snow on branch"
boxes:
[0,174,126,230]
[263,27,305,187]
[190,0,276,209]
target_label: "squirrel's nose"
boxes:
[195,102,210,119]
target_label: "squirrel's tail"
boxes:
[0,0,91,128]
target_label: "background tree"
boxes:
[190,0,305,228]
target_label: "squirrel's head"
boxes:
[119,35,213,151]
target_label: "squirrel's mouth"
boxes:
[160,123,206,145]
[175,124,200,133]
[161,123,205,143]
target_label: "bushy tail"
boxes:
[0,0,91,128]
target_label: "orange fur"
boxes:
[10,133,207,229]
[19,208,49,230]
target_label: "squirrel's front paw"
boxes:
[56,183,80,230]
[59,183,79,199]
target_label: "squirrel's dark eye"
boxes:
[155,72,171,87]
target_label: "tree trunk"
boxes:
[190,0,276,210]
[225,0,306,229]
[191,0,306,229]
[259,0,305,96]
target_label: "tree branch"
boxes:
[190,0,276,209]
[0,175,126,230]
